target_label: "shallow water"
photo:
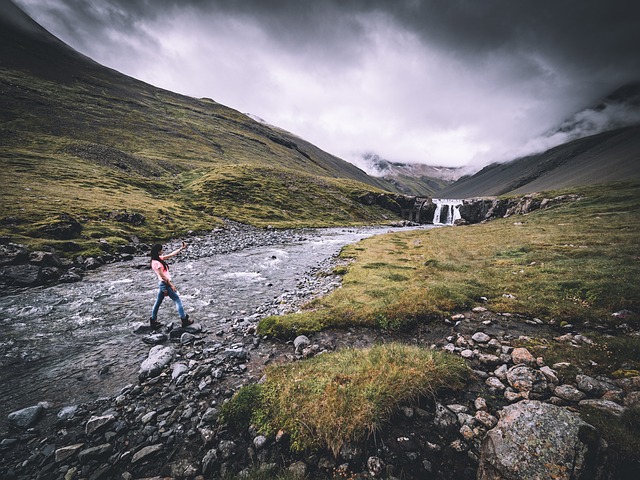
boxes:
[0,225,433,422]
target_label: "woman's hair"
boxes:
[150,244,169,270]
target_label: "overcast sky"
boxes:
[12,0,640,172]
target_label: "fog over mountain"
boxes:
[11,0,640,170]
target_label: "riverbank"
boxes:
[2,301,639,480]
[2,188,639,479]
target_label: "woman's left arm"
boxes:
[160,241,187,260]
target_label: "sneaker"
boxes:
[149,317,162,329]
[181,314,193,328]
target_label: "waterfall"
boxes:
[432,199,462,225]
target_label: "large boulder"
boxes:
[478,400,605,480]
[37,214,82,239]
[139,345,175,379]
[0,264,41,287]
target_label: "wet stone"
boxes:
[8,405,45,429]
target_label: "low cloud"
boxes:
[12,0,640,168]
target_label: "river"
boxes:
[0,224,435,423]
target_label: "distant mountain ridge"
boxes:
[438,125,640,198]
[351,153,464,196]
[438,82,640,198]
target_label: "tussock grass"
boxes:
[221,343,469,455]
[258,182,640,338]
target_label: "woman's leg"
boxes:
[166,287,186,319]
[151,284,166,320]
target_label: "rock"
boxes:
[504,390,523,402]
[171,362,189,380]
[511,347,536,366]
[85,414,116,435]
[294,335,311,353]
[57,405,80,422]
[475,397,488,411]
[199,407,219,426]
[576,374,608,397]
[475,410,498,429]
[170,459,199,478]
[84,257,102,270]
[0,264,41,287]
[29,251,62,267]
[486,377,506,391]
[288,461,308,478]
[55,443,84,463]
[579,399,626,417]
[460,349,474,359]
[367,456,385,477]
[139,345,174,379]
[141,332,167,345]
[479,354,502,366]
[494,364,508,380]
[7,405,44,429]
[472,332,491,343]
[78,443,113,464]
[0,243,29,266]
[131,444,163,464]
[506,365,548,394]
[539,366,559,385]
[218,440,236,460]
[478,400,602,480]
[180,332,196,344]
[141,411,156,424]
[38,214,82,239]
[554,385,587,402]
[222,348,249,362]
[253,435,268,450]
[202,448,219,476]
[434,403,458,431]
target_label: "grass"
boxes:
[258,182,640,338]
[1,67,403,257]
[186,164,399,228]
[517,334,640,382]
[220,343,469,456]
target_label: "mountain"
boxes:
[438,85,640,198]
[0,1,404,254]
[351,153,464,196]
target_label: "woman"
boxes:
[149,241,193,329]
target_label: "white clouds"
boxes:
[11,0,640,169]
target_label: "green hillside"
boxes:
[0,1,402,255]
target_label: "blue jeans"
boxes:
[151,282,186,320]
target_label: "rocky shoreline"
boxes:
[2,286,639,479]
[0,219,355,293]
[1,220,639,480]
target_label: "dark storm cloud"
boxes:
[12,0,640,168]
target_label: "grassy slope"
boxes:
[439,127,640,198]
[259,182,640,338]
[0,7,403,254]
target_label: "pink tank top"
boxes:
[151,259,171,281]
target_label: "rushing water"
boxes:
[0,225,433,421]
